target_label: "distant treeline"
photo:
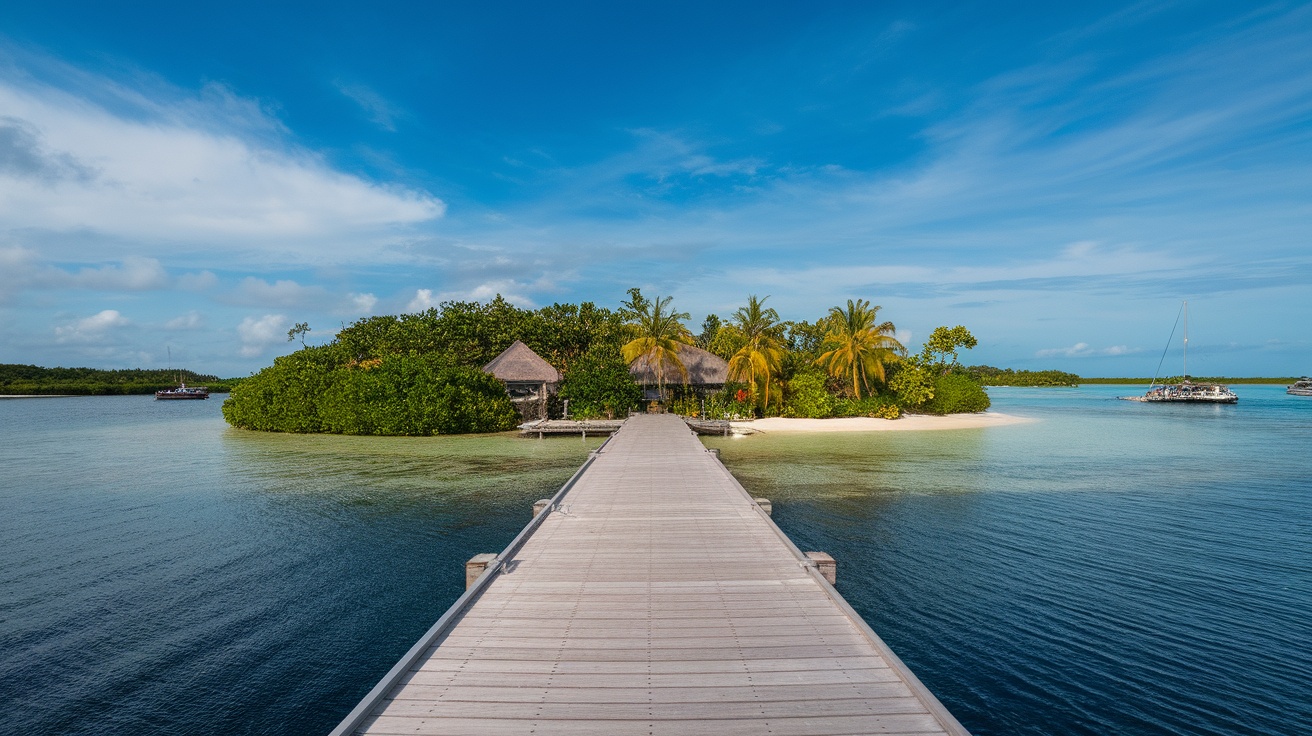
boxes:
[965,366,1081,387]
[1077,376,1301,385]
[0,364,241,395]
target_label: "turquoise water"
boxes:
[1,387,1309,734]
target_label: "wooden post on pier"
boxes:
[806,551,837,585]
[464,553,496,589]
[754,497,772,516]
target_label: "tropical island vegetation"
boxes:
[0,365,240,395]
[222,290,994,436]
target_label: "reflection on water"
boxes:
[2,388,1310,735]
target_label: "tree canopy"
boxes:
[814,299,904,399]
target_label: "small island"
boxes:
[222,290,995,436]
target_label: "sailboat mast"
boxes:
[1183,300,1188,380]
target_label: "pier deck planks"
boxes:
[340,413,968,736]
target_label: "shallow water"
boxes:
[1,387,1309,734]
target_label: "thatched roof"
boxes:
[628,344,729,386]
[483,341,561,383]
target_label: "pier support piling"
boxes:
[754,498,772,516]
[805,551,836,585]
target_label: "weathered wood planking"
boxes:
[332,413,969,736]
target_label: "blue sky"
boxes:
[1,1,1309,377]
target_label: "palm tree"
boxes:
[621,294,693,400]
[726,295,785,410]
[815,299,904,399]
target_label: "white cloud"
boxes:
[70,257,169,290]
[0,65,443,266]
[165,311,203,330]
[237,313,288,357]
[231,277,327,308]
[350,292,378,313]
[1036,342,1140,358]
[407,288,438,312]
[55,309,130,342]
[177,270,218,291]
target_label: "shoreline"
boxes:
[730,411,1032,433]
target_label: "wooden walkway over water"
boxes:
[332,414,969,735]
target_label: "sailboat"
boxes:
[155,346,209,400]
[1125,301,1237,404]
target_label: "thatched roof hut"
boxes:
[483,341,561,384]
[483,341,560,421]
[628,344,729,387]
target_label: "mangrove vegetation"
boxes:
[222,290,997,435]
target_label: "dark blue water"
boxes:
[710,385,1312,735]
[2,388,1309,734]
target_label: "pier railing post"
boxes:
[465,553,497,589]
[805,551,836,585]
[754,498,772,516]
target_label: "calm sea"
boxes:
[1,387,1309,735]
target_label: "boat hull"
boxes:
[1125,395,1238,404]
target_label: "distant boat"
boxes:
[1289,378,1312,396]
[155,382,209,400]
[1123,301,1238,404]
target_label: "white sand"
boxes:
[730,412,1032,433]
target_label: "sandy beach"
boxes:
[730,411,1032,433]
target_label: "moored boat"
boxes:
[1289,378,1312,396]
[1122,301,1238,404]
[155,383,209,400]
[1130,380,1237,403]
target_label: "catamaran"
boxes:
[1123,301,1238,404]
[155,382,209,400]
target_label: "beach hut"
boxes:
[628,344,729,403]
[483,341,561,420]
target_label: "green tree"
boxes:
[888,362,935,408]
[287,322,311,347]
[924,373,991,414]
[697,314,722,350]
[725,295,785,411]
[783,369,833,418]
[620,292,693,399]
[921,325,978,375]
[814,299,904,399]
[558,345,643,419]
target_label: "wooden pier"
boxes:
[332,413,969,735]
[520,417,734,437]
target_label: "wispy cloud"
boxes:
[1036,342,1141,359]
[0,58,443,267]
[334,80,402,131]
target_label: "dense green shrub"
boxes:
[221,346,341,432]
[832,393,900,418]
[223,353,517,435]
[923,374,991,414]
[558,346,642,419]
[965,365,1079,387]
[887,363,935,409]
[782,370,833,418]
